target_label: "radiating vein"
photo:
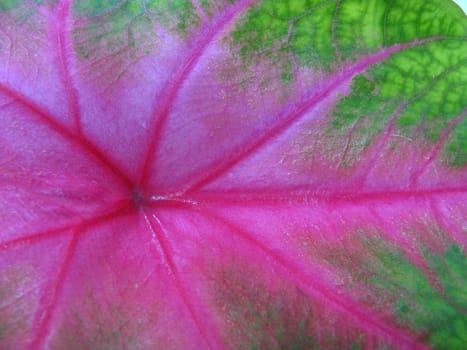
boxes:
[182,37,448,195]
[142,210,224,350]
[53,0,83,135]
[0,224,74,252]
[29,230,79,350]
[198,204,428,349]
[138,0,257,187]
[0,200,132,252]
[0,83,133,188]
[355,102,403,187]
[357,59,467,187]
[369,207,427,271]
[409,111,466,186]
[330,0,342,61]
[22,200,133,349]
[190,0,209,23]
[186,186,466,206]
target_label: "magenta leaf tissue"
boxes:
[0,0,466,349]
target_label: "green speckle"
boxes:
[0,266,34,342]
[54,287,160,350]
[231,0,337,75]
[396,301,410,314]
[211,262,369,349]
[72,0,121,17]
[445,117,467,167]
[0,0,21,11]
[146,0,200,37]
[72,0,200,61]
[76,45,89,59]
[280,60,293,83]
[350,343,363,350]
[0,0,52,21]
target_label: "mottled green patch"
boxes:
[329,39,467,166]
[306,233,467,349]
[147,0,199,36]
[336,0,386,56]
[52,287,159,350]
[280,59,293,83]
[446,117,467,166]
[231,0,337,76]
[73,0,199,34]
[0,0,55,12]
[210,263,371,349]
[72,0,199,61]
[231,0,466,166]
[0,0,22,11]
[337,0,466,58]
[72,2,157,62]
[383,0,466,45]
[0,266,34,344]
[215,274,320,349]
[231,0,466,74]
[195,0,237,19]
[55,306,134,350]
[72,0,122,17]
[390,245,467,349]
[0,0,54,24]
[197,0,212,17]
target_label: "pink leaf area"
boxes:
[1,1,466,349]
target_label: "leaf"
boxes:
[0,0,466,349]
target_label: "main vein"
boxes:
[138,0,257,187]
[181,37,454,195]
[198,204,428,350]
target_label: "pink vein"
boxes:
[353,103,403,187]
[369,207,427,271]
[53,0,83,135]
[0,199,132,252]
[198,205,427,349]
[138,0,257,187]
[359,60,467,187]
[409,111,466,187]
[185,186,466,206]
[0,223,75,253]
[0,83,133,188]
[190,0,209,23]
[142,210,224,350]
[29,230,79,350]
[337,116,361,168]
[182,37,449,195]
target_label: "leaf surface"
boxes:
[0,0,466,349]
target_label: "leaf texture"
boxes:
[0,0,466,349]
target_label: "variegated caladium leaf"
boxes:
[0,0,466,349]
